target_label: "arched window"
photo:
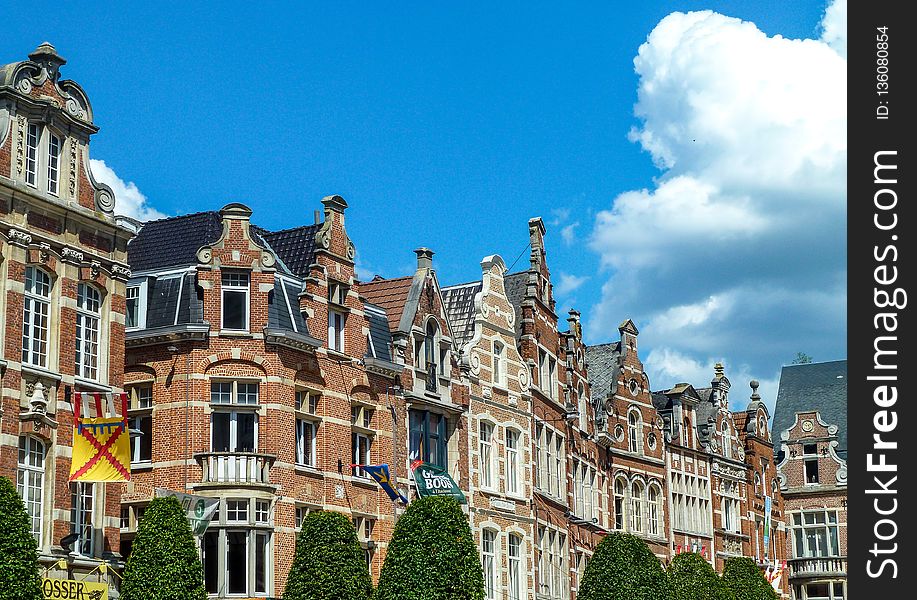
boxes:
[493,340,505,386]
[722,421,732,459]
[682,417,692,447]
[425,320,438,370]
[628,410,642,454]
[630,480,644,532]
[614,477,626,530]
[578,383,588,430]
[18,436,45,542]
[647,484,662,536]
[754,472,762,496]
[22,266,52,367]
[76,283,102,380]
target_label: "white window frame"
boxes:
[505,428,520,495]
[352,432,372,478]
[22,266,52,367]
[648,484,661,536]
[328,309,346,352]
[26,122,40,186]
[482,529,497,600]
[508,533,523,600]
[296,419,317,467]
[125,281,148,330]
[613,477,626,530]
[628,409,642,454]
[75,283,102,380]
[47,132,61,195]
[493,340,505,386]
[722,421,732,459]
[479,421,494,490]
[577,383,588,430]
[18,436,45,543]
[70,482,95,556]
[630,480,644,532]
[221,271,250,331]
[202,501,272,597]
[791,510,840,558]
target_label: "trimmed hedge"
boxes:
[282,510,374,600]
[0,476,42,600]
[376,496,484,600]
[721,557,779,600]
[667,552,727,600]
[121,496,207,600]
[578,532,670,600]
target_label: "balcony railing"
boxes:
[788,556,847,579]
[194,452,276,485]
[426,363,438,393]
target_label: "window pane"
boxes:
[237,413,257,452]
[203,531,219,594]
[212,413,231,452]
[211,382,232,404]
[255,532,269,594]
[223,290,247,330]
[227,531,248,594]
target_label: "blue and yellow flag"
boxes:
[362,464,409,505]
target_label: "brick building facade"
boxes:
[1,44,133,594]
[774,361,847,600]
[1,42,828,600]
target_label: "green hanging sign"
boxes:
[412,463,467,504]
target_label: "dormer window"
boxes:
[24,123,63,195]
[328,282,348,306]
[493,340,505,386]
[221,272,249,331]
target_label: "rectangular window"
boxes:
[493,340,504,386]
[17,436,45,542]
[70,483,94,556]
[125,285,145,329]
[295,506,314,530]
[203,530,219,594]
[297,389,319,414]
[409,410,448,469]
[328,282,348,306]
[22,266,52,367]
[329,309,346,352]
[482,530,496,600]
[26,123,39,186]
[479,422,493,489]
[47,133,61,195]
[255,531,269,594]
[226,499,249,522]
[221,271,249,331]
[508,534,522,600]
[227,530,248,594]
[296,419,316,467]
[255,500,270,523]
[792,510,840,558]
[210,380,259,405]
[506,429,520,495]
[130,414,152,463]
[211,411,257,453]
[75,284,102,380]
[352,433,372,478]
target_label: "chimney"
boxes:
[414,247,434,271]
[314,210,321,225]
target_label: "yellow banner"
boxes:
[42,578,108,600]
[69,417,131,482]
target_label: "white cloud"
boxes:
[560,222,580,245]
[89,159,166,222]
[820,0,847,58]
[587,1,847,388]
[555,272,589,296]
[643,347,781,417]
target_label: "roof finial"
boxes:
[749,379,760,401]
[714,362,725,379]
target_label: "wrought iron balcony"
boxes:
[788,556,847,580]
[194,451,276,486]
[425,363,438,392]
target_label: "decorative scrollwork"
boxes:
[469,351,481,376]
[95,187,115,214]
[7,228,32,247]
[61,247,84,264]
[517,367,529,391]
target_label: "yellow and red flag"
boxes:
[69,392,131,482]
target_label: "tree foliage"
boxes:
[0,476,42,600]
[578,532,670,600]
[376,496,484,600]
[121,496,207,600]
[283,510,374,600]
[721,557,779,600]
[667,552,727,600]
[791,352,813,364]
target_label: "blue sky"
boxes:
[4,1,846,412]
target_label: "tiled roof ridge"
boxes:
[137,210,218,226]
[441,279,483,290]
[257,222,321,236]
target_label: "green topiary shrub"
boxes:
[667,552,728,600]
[0,476,42,600]
[282,510,374,600]
[721,557,779,600]
[376,496,484,600]
[121,496,207,600]
[578,532,670,600]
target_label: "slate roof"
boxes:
[585,342,622,401]
[267,278,310,334]
[359,276,414,333]
[144,271,203,328]
[441,281,483,348]
[503,271,529,333]
[364,303,393,362]
[127,212,223,272]
[254,225,320,278]
[773,360,847,459]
